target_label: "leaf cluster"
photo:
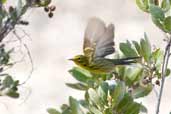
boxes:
[0,44,19,98]
[0,0,53,98]
[136,0,171,33]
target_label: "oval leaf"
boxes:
[149,5,165,21]
[132,84,153,98]
[164,16,171,32]
[47,108,61,114]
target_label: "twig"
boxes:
[19,86,32,105]
[13,31,34,85]
[0,5,29,42]
[155,36,171,114]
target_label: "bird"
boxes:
[69,17,139,74]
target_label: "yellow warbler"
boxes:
[70,17,139,74]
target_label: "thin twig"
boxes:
[155,36,171,114]
[13,31,34,85]
[19,86,32,105]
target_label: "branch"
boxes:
[0,4,30,42]
[13,31,34,85]
[156,36,171,114]
[0,13,21,41]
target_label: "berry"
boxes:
[9,6,14,13]
[44,7,49,12]
[50,5,56,11]
[155,80,160,86]
[48,12,53,18]
[154,0,159,5]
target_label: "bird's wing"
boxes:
[95,24,115,58]
[83,17,115,61]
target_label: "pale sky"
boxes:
[0,0,170,114]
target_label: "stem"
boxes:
[155,36,171,114]
[0,5,29,42]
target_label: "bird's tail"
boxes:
[111,57,141,65]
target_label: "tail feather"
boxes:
[111,56,141,65]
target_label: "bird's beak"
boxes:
[68,58,74,61]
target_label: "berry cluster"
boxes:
[44,5,56,18]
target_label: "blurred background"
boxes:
[0,0,171,114]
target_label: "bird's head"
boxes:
[69,55,88,67]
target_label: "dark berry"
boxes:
[152,66,156,71]
[50,5,56,11]
[9,6,14,13]
[44,7,49,12]
[154,0,159,5]
[155,80,160,86]
[142,79,148,85]
[48,12,53,18]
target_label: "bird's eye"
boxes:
[83,64,87,66]
[78,58,80,60]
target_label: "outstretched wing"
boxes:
[83,17,115,60]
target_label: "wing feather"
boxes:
[84,17,106,50]
[83,17,115,59]
[95,24,115,57]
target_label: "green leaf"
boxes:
[69,67,92,83]
[166,69,171,76]
[115,66,125,80]
[117,94,133,113]
[62,108,72,114]
[16,0,28,17]
[132,41,142,55]
[104,108,113,114]
[140,104,148,113]
[47,108,61,114]
[2,76,14,88]
[164,16,171,32]
[0,49,10,65]
[11,80,19,91]
[88,88,101,106]
[152,16,166,32]
[66,83,88,90]
[79,100,89,109]
[124,66,143,85]
[120,41,138,57]
[124,102,141,114]
[140,33,151,62]
[89,107,103,114]
[161,0,171,12]
[149,0,155,4]
[0,7,7,27]
[69,96,84,114]
[132,84,153,98]
[152,48,163,70]
[6,89,19,98]
[136,0,149,12]
[97,82,109,103]
[61,104,69,111]
[112,81,126,107]
[117,94,144,114]
[149,4,165,21]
